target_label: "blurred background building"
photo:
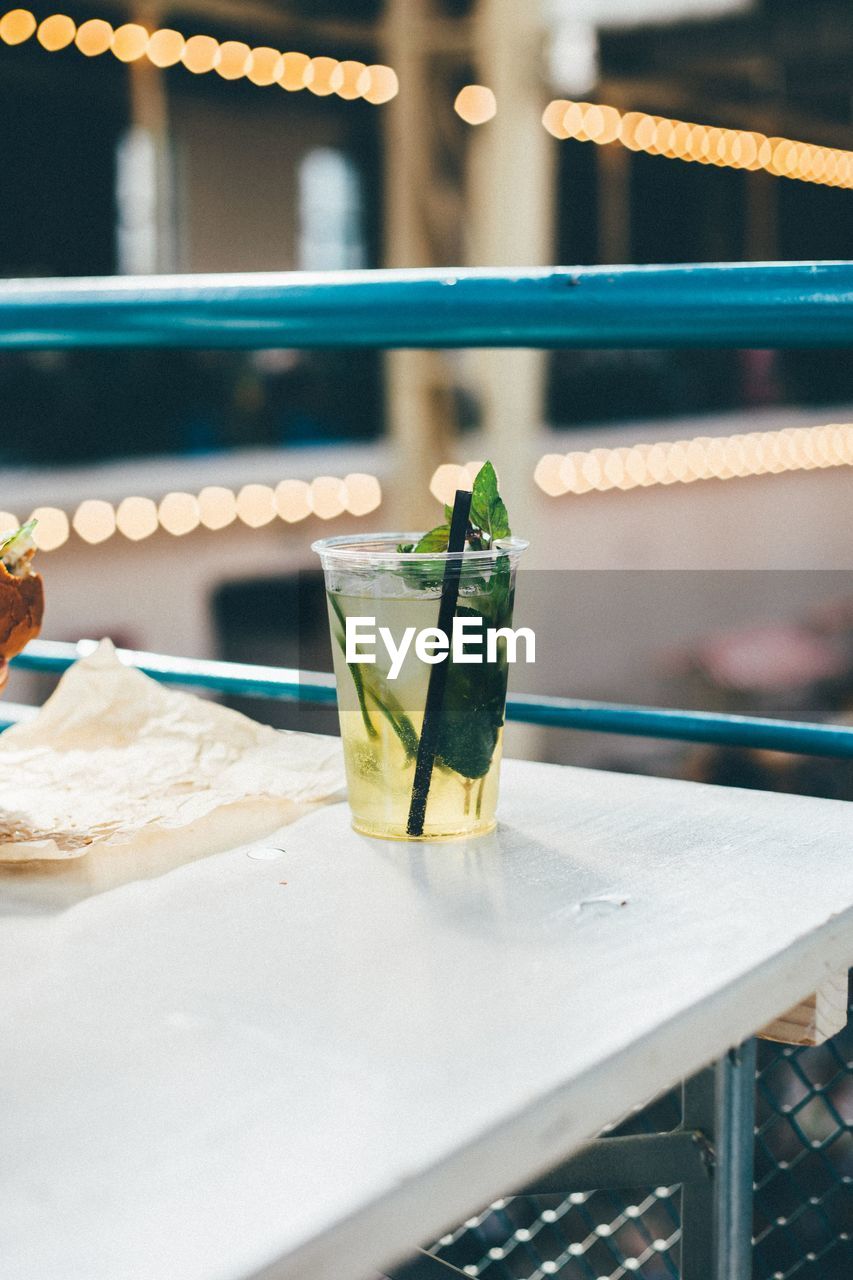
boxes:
[3,0,853,797]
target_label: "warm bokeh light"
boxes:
[595,105,623,145]
[116,496,159,542]
[75,17,112,57]
[216,39,251,80]
[331,60,366,100]
[0,511,19,535]
[275,479,313,523]
[685,126,706,163]
[561,102,585,140]
[358,64,398,104]
[621,112,655,151]
[581,452,603,490]
[0,8,36,45]
[771,138,798,177]
[181,33,219,75]
[304,56,338,96]
[146,28,184,68]
[73,499,116,545]
[533,454,569,497]
[279,50,310,91]
[542,97,853,190]
[37,14,75,51]
[654,118,676,155]
[429,463,469,506]
[197,486,237,531]
[582,104,605,143]
[343,473,382,516]
[454,84,497,125]
[542,99,572,140]
[158,492,200,537]
[247,46,283,87]
[111,22,149,63]
[535,423,853,497]
[310,475,346,520]
[568,453,594,494]
[236,484,276,528]
[29,506,69,551]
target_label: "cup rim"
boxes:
[312,532,529,563]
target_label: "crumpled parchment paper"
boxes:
[0,641,345,862]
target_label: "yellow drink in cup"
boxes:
[314,530,528,840]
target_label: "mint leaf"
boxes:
[414,525,450,553]
[396,526,450,590]
[470,461,497,532]
[470,462,511,544]
[436,607,508,779]
[365,679,419,759]
[489,496,510,540]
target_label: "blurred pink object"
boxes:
[696,624,847,693]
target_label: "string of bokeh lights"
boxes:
[5,423,852,552]
[426,424,853,507]
[3,7,848,187]
[530,423,853,499]
[542,98,853,190]
[0,8,398,102]
[0,473,382,552]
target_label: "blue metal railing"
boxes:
[1,262,853,349]
[7,641,853,757]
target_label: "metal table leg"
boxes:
[524,1040,757,1279]
[400,1040,757,1280]
[712,1039,757,1280]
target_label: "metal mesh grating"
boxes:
[424,978,851,1280]
[430,1092,683,1280]
[430,1188,681,1279]
[753,976,853,1280]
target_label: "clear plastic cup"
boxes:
[313,532,529,840]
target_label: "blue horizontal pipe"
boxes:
[504,692,853,756]
[10,641,853,759]
[1,263,853,350]
[11,641,338,705]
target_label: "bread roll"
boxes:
[0,560,44,660]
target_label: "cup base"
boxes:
[351,817,497,843]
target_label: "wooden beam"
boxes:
[597,140,631,265]
[122,50,177,274]
[760,971,849,1046]
[381,0,465,527]
[465,0,554,542]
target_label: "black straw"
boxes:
[406,488,472,837]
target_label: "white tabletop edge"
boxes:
[250,905,853,1280]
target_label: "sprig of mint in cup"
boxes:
[314,462,528,841]
[397,460,510,556]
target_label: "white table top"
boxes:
[1,755,852,1280]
